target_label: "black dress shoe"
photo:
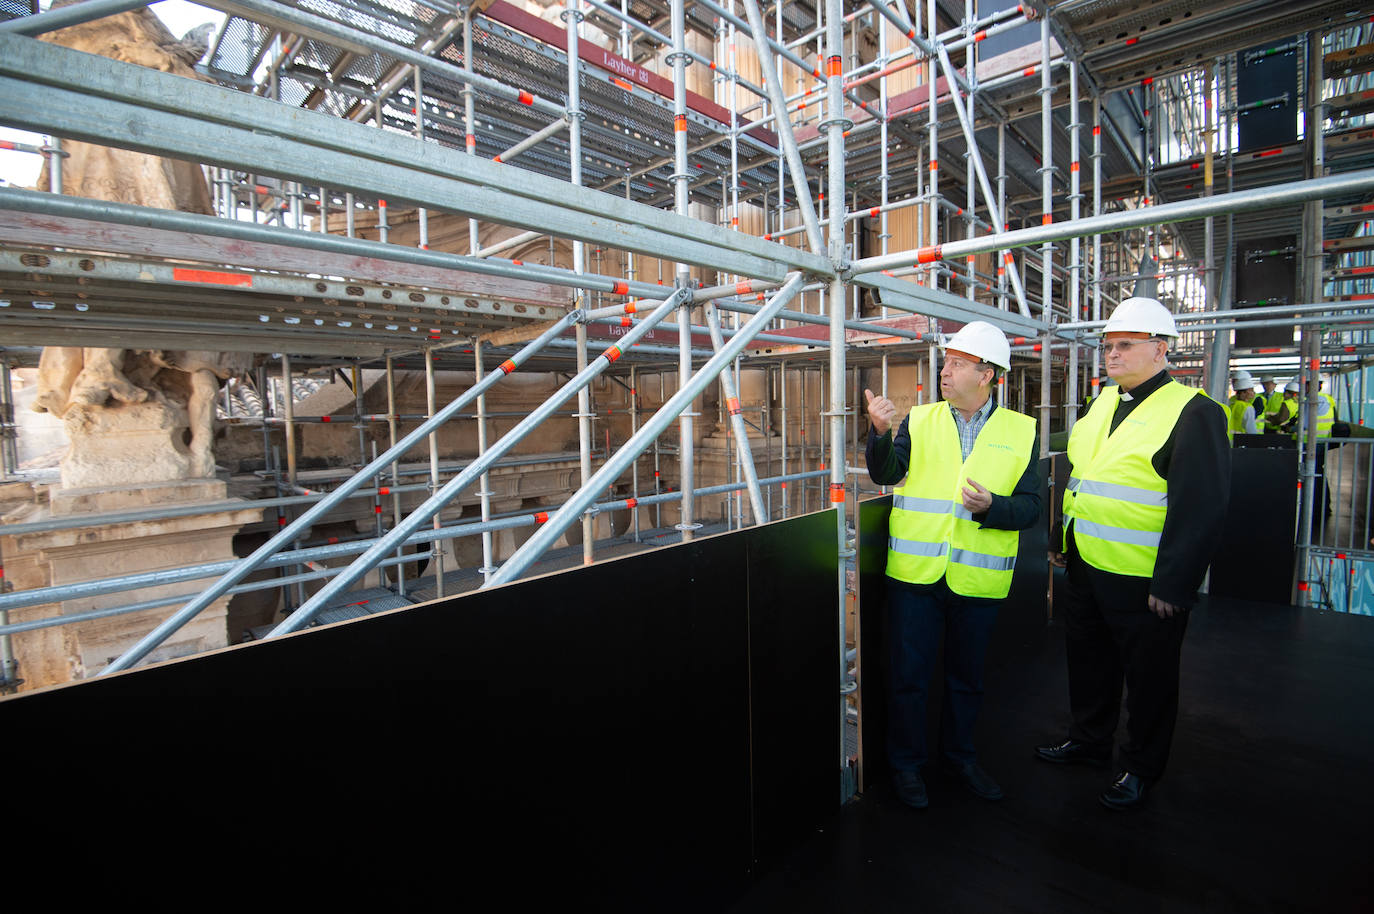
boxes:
[1035,739,1111,766]
[1100,771,1148,810]
[943,760,1003,801]
[892,769,928,809]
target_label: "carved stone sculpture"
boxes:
[30,3,250,489]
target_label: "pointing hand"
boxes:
[864,388,897,436]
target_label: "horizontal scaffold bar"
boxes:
[0,33,832,281]
[849,168,1374,277]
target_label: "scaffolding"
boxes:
[1,0,1374,721]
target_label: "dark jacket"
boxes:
[1058,370,1231,606]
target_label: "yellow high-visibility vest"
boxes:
[887,402,1036,599]
[1227,398,1255,440]
[1318,392,1337,438]
[1062,380,1219,578]
[1297,391,1337,443]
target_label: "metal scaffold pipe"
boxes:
[0,186,673,301]
[849,169,1374,279]
[483,273,805,588]
[0,0,152,35]
[704,302,767,524]
[824,0,851,787]
[201,0,565,118]
[264,289,691,638]
[99,309,585,673]
[739,0,825,255]
[927,34,1032,317]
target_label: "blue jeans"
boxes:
[886,577,1001,772]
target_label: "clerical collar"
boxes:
[1119,369,1170,403]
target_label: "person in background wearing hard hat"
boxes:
[1037,297,1230,811]
[1312,381,1339,523]
[1266,381,1301,435]
[864,320,1041,810]
[1260,376,1283,428]
[1227,371,1260,441]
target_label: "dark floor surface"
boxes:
[724,594,1374,914]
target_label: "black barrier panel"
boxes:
[1235,235,1298,350]
[1211,447,1298,603]
[856,460,1050,791]
[0,511,839,909]
[1236,41,1299,152]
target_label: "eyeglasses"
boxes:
[1098,338,1164,354]
[941,356,992,372]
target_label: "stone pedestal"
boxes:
[1,480,262,690]
[60,400,195,490]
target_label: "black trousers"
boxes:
[1059,552,1190,782]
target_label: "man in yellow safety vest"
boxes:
[1227,370,1260,441]
[1267,381,1300,435]
[865,320,1041,810]
[1037,297,1230,810]
[1260,375,1283,428]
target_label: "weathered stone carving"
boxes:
[30,3,251,488]
[32,348,254,485]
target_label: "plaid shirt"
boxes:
[950,395,995,462]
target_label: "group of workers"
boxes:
[1225,372,1336,442]
[864,296,1233,813]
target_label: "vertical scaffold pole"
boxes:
[281,353,297,486]
[1067,60,1081,430]
[385,355,406,597]
[425,347,446,597]
[1092,95,1102,399]
[475,340,496,583]
[1297,29,1327,605]
[567,0,597,562]
[926,0,939,289]
[1039,13,1053,457]
[671,0,699,542]
[825,0,852,788]
[464,3,480,255]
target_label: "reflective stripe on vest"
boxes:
[893,493,975,521]
[886,402,1036,598]
[1063,379,1215,578]
[1072,519,1162,549]
[1067,476,1169,508]
[1317,393,1335,438]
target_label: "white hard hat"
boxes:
[1285,381,1299,393]
[1261,375,1276,383]
[1102,297,1179,338]
[1231,370,1255,388]
[942,320,1011,371]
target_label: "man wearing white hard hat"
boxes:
[1037,297,1230,810]
[865,320,1040,809]
[1266,381,1301,435]
[1227,371,1260,440]
[1259,376,1282,427]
